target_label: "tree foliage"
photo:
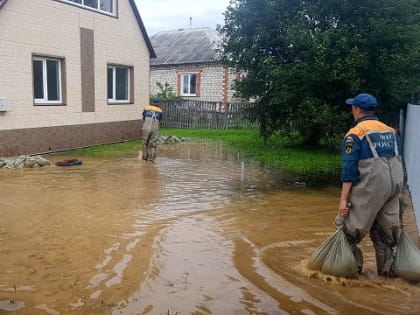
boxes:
[218,0,420,143]
[151,81,182,101]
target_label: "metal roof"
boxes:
[150,28,222,66]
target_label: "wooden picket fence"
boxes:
[159,99,257,129]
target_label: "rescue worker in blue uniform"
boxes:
[336,93,404,276]
[141,97,163,161]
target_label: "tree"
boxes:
[151,81,181,100]
[218,0,420,144]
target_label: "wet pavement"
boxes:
[0,141,419,315]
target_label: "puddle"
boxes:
[0,300,25,312]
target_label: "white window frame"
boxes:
[107,65,131,103]
[181,73,197,96]
[58,0,116,15]
[33,56,62,105]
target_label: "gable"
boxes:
[0,0,155,58]
[150,28,222,66]
[128,0,156,58]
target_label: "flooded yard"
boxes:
[0,141,419,315]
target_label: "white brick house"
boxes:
[0,0,155,156]
[150,28,239,105]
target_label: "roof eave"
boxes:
[128,0,156,58]
[151,60,223,68]
[0,0,9,10]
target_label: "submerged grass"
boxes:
[52,128,342,182]
[162,128,342,182]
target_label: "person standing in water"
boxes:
[141,97,163,161]
[336,93,404,276]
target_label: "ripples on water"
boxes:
[0,141,419,314]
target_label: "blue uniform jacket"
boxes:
[143,105,163,121]
[341,116,401,183]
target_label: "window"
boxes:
[181,73,197,96]
[99,0,113,12]
[33,56,63,105]
[107,65,131,103]
[61,0,115,15]
[84,0,98,9]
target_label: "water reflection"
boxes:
[0,141,419,314]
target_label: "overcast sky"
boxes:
[134,0,230,36]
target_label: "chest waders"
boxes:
[141,112,160,161]
[340,132,404,276]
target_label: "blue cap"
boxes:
[151,97,160,105]
[345,93,377,111]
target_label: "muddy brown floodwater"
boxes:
[0,141,419,315]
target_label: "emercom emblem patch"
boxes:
[345,136,353,154]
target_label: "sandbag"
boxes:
[307,228,358,278]
[394,230,420,282]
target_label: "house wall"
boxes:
[0,0,151,156]
[150,64,238,103]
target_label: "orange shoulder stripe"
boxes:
[345,120,395,138]
[144,105,163,112]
